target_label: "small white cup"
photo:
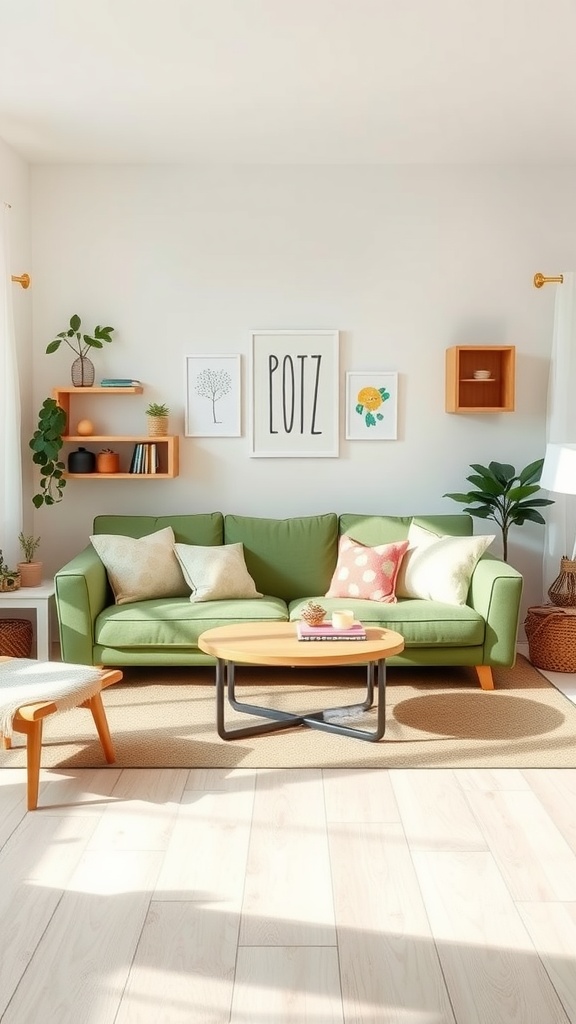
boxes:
[332,610,354,629]
[473,369,491,379]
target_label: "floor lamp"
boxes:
[540,442,576,606]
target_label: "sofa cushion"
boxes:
[90,527,190,605]
[325,534,409,602]
[396,524,494,605]
[93,512,224,545]
[94,595,288,648]
[224,513,338,603]
[290,597,485,646]
[338,513,473,546]
[174,542,262,602]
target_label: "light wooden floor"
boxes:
[0,765,576,1023]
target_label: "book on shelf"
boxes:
[129,442,160,474]
[297,621,367,641]
[100,378,141,387]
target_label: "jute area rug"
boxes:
[1,655,574,770]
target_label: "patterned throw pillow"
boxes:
[173,542,263,602]
[90,527,189,605]
[325,534,409,602]
[395,523,495,605]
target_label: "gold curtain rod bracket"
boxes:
[534,272,564,288]
[11,273,30,289]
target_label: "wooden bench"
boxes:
[0,656,122,810]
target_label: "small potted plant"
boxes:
[146,402,169,437]
[17,533,43,588]
[46,313,115,387]
[0,549,20,592]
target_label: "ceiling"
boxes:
[1,0,575,165]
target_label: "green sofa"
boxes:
[54,511,523,689]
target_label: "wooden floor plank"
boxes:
[463,788,576,900]
[412,850,570,1024]
[322,767,400,822]
[230,947,343,1024]
[329,821,456,1023]
[240,769,336,946]
[391,768,488,851]
[2,849,162,1024]
[116,901,239,1024]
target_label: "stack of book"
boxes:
[100,378,141,387]
[129,442,159,474]
[297,620,366,641]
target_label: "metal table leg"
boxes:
[215,658,386,743]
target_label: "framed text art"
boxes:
[185,354,241,437]
[250,330,339,457]
[345,371,398,440]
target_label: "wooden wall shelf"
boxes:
[52,386,179,479]
[445,346,516,413]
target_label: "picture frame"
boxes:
[250,330,339,457]
[345,371,398,440]
[185,354,241,437]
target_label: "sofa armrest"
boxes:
[54,545,110,664]
[468,553,523,667]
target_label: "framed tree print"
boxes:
[185,355,241,437]
[345,371,398,440]
[250,330,339,457]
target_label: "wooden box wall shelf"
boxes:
[52,386,179,479]
[445,345,516,413]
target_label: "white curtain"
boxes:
[543,271,576,594]
[0,203,23,568]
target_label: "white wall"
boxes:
[29,164,575,615]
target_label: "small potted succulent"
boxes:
[17,533,43,588]
[0,549,20,592]
[146,402,169,437]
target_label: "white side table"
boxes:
[0,580,56,661]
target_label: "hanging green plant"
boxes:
[29,398,67,507]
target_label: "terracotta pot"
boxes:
[96,451,120,474]
[17,561,43,588]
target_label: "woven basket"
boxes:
[525,606,576,673]
[0,618,33,658]
[0,574,20,593]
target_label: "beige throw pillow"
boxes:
[90,527,189,605]
[173,542,263,602]
[395,523,494,605]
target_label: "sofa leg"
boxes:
[475,665,494,690]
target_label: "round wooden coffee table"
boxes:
[198,622,404,743]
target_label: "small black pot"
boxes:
[68,447,96,473]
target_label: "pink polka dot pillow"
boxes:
[325,534,409,603]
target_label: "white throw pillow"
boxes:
[90,527,189,605]
[395,523,494,605]
[173,542,263,602]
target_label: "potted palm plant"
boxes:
[443,458,554,562]
[17,533,42,587]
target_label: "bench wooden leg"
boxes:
[81,692,116,763]
[475,665,495,690]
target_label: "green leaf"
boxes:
[46,339,62,354]
[365,412,376,426]
[518,458,544,485]
[70,314,81,332]
[487,462,516,485]
[355,404,364,415]
[376,413,383,420]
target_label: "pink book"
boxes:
[297,621,366,641]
